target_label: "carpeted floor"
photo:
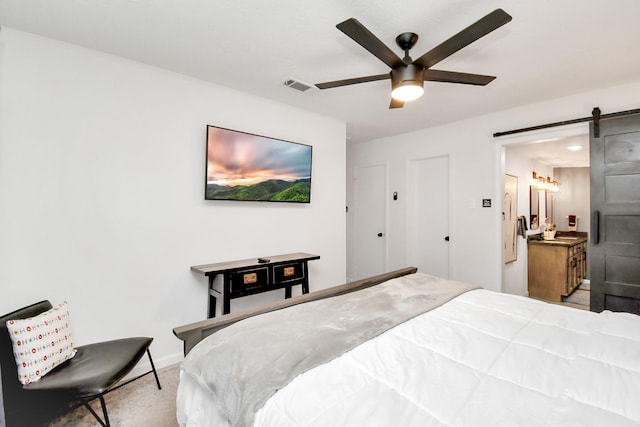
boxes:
[47,362,180,427]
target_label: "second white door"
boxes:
[406,155,450,278]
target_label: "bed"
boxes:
[173,268,640,427]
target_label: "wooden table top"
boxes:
[191,252,320,275]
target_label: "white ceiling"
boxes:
[505,134,590,168]
[1,0,640,146]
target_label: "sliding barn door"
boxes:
[590,113,640,314]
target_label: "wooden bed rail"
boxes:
[173,267,418,355]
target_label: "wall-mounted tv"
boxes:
[205,125,313,203]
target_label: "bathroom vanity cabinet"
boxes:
[528,236,587,302]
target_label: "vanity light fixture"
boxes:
[531,171,559,192]
[567,145,583,151]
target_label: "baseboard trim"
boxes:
[124,351,183,381]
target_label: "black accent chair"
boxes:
[0,300,162,426]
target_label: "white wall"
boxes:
[552,167,590,233]
[0,29,346,367]
[347,79,640,292]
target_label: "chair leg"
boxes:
[83,395,110,427]
[99,395,110,427]
[74,348,159,426]
[147,348,162,390]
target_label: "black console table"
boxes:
[191,252,320,318]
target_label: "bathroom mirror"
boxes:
[530,185,539,229]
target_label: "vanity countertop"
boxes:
[528,236,588,246]
[528,231,588,246]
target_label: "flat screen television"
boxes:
[205,125,313,203]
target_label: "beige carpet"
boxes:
[47,363,180,427]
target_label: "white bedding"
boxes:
[177,288,640,427]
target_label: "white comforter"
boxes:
[179,289,640,426]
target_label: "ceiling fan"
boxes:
[316,9,512,109]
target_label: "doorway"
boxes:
[500,126,590,296]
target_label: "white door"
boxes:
[354,164,387,279]
[406,155,450,278]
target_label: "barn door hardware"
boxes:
[493,106,640,138]
[591,107,601,138]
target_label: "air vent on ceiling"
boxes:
[284,78,312,92]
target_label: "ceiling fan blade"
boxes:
[389,98,404,109]
[316,73,390,89]
[336,18,405,69]
[424,69,496,85]
[412,9,512,69]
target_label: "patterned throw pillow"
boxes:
[6,301,77,385]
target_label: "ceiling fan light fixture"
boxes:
[391,81,424,101]
[391,65,424,102]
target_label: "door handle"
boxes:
[444,236,450,241]
[593,210,600,244]
[377,233,383,237]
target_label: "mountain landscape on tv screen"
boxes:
[206,178,310,202]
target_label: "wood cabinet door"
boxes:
[590,113,640,314]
